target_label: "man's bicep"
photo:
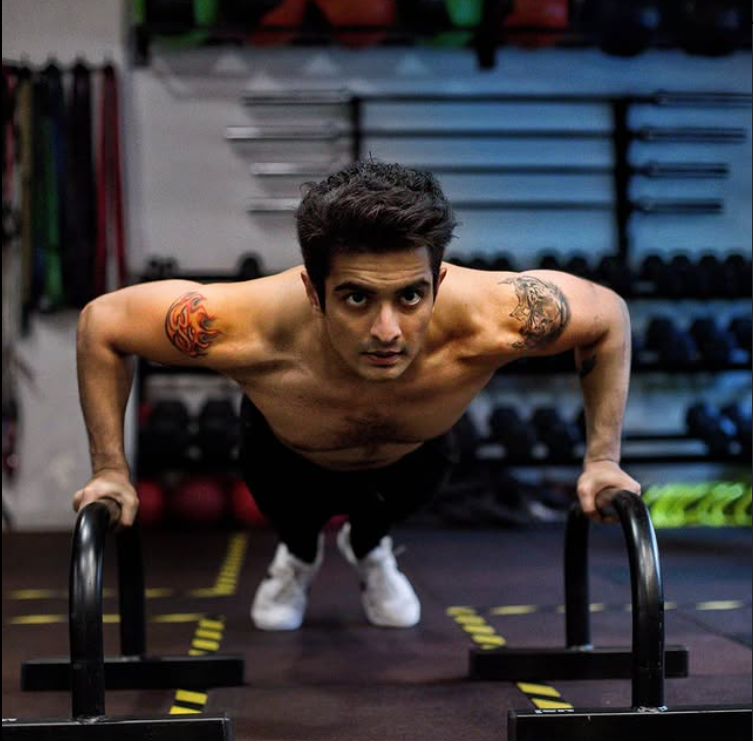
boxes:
[497,270,611,358]
[81,280,227,367]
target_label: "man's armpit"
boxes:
[164,291,222,358]
[500,276,571,350]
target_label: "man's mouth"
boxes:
[364,350,404,366]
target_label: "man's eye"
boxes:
[402,291,424,306]
[345,293,368,307]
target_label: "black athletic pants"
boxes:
[239,396,458,563]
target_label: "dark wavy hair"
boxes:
[296,161,457,310]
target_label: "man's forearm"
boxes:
[575,297,632,464]
[77,302,135,477]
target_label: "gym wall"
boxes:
[2,0,751,529]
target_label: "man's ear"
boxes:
[434,266,449,300]
[301,271,323,314]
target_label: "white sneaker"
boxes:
[337,523,421,629]
[251,539,323,631]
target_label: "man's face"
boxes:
[305,248,443,382]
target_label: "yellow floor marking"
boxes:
[170,706,202,715]
[8,589,63,600]
[697,600,747,611]
[491,605,539,616]
[472,635,506,647]
[195,628,223,641]
[9,615,67,625]
[152,613,206,624]
[175,690,208,705]
[464,625,497,635]
[517,683,562,698]
[145,588,176,598]
[192,638,220,652]
[447,606,475,616]
[532,698,575,710]
[199,618,225,630]
[455,615,487,625]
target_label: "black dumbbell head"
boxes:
[646,316,678,351]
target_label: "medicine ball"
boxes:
[250,0,308,46]
[312,0,397,48]
[505,0,569,49]
[173,476,228,526]
[136,479,168,528]
[230,479,269,528]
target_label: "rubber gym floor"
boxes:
[3,524,751,739]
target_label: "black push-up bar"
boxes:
[470,489,752,741]
[4,500,243,740]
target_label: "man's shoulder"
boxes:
[203,268,310,367]
[432,264,523,365]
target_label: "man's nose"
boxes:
[371,305,402,344]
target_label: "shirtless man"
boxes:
[74,162,641,632]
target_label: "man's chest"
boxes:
[241,359,492,456]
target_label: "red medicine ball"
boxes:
[172,476,228,526]
[136,479,167,528]
[230,479,269,528]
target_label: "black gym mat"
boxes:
[3,525,751,739]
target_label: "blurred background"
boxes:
[2,0,751,531]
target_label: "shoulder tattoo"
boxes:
[165,291,222,358]
[500,276,571,350]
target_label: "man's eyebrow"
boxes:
[334,279,432,294]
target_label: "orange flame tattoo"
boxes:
[165,292,222,358]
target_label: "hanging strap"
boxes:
[95,63,127,297]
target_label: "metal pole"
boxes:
[564,506,592,649]
[117,522,147,658]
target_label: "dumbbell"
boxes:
[531,407,582,462]
[143,257,179,281]
[697,254,734,298]
[720,402,753,454]
[665,254,699,298]
[581,0,664,57]
[726,253,753,297]
[538,253,562,272]
[489,253,518,273]
[645,317,699,369]
[139,400,192,471]
[690,317,737,368]
[237,252,265,280]
[640,254,667,290]
[670,0,749,57]
[596,255,634,296]
[196,398,240,465]
[488,406,538,462]
[729,315,752,354]
[564,254,593,281]
[686,402,738,456]
[453,413,483,473]
[468,256,492,271]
